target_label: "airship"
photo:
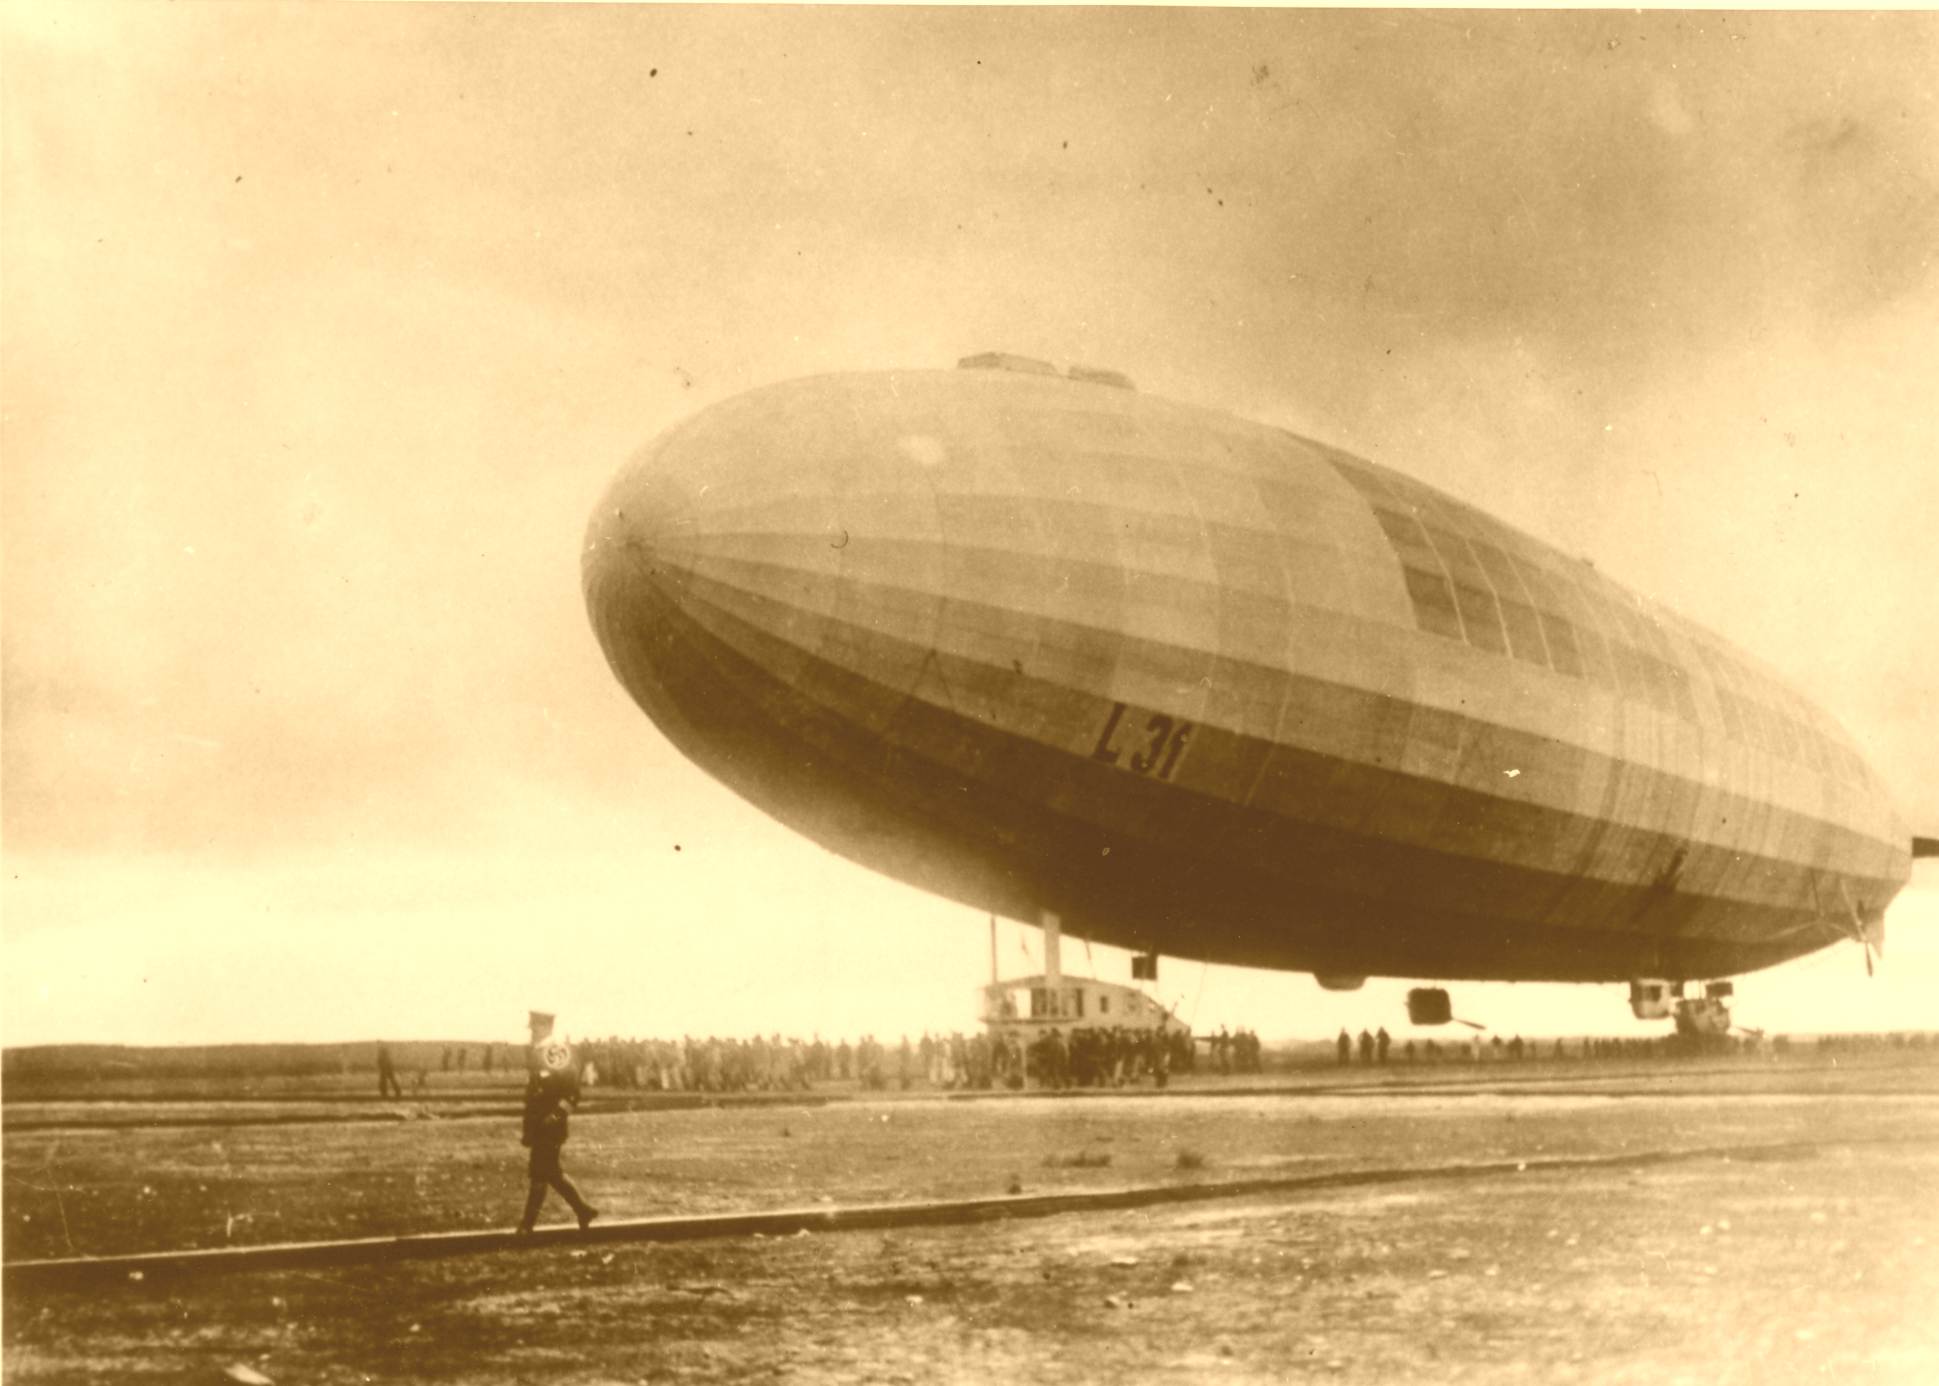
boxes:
[582,354,1923,1030]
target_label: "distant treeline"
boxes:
[1,1041,508,1081]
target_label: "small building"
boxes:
[980,973,1174,1043]
[977,911,1180,1044]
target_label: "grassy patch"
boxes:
[1042,1149,1113,1169]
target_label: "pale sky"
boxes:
[4,5,1937,1048]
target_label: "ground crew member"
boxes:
[1045,1027,1070,1090]
[517,1011,598,1234]
[377,1041,404,1099]
[1336,1029,1351,1067]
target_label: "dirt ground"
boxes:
[6,1055,1939,1383]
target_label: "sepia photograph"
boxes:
[5,4,1937,1381]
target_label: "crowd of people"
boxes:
[1338,1028,1634,1064]
[1015,1025,1202,1089]
[1204,1027,1265,1074]
[1331,1028,1816,1064]
[563,1026,1206,1093]
[382,1018,1897,1103]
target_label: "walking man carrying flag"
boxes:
[517,1010,599,1234]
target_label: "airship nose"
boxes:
[581,430,701,739]
[580,379,875,763]
[582,428,701,600]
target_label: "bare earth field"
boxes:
[6,1055,1939,1383]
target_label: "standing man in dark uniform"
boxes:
[377,1041,404,1099]
[1149,1023,1171,1090]
[517,1011,599,1234]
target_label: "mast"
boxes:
[1042,909,1062,990]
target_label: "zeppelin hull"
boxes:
[584,369,1911,982]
